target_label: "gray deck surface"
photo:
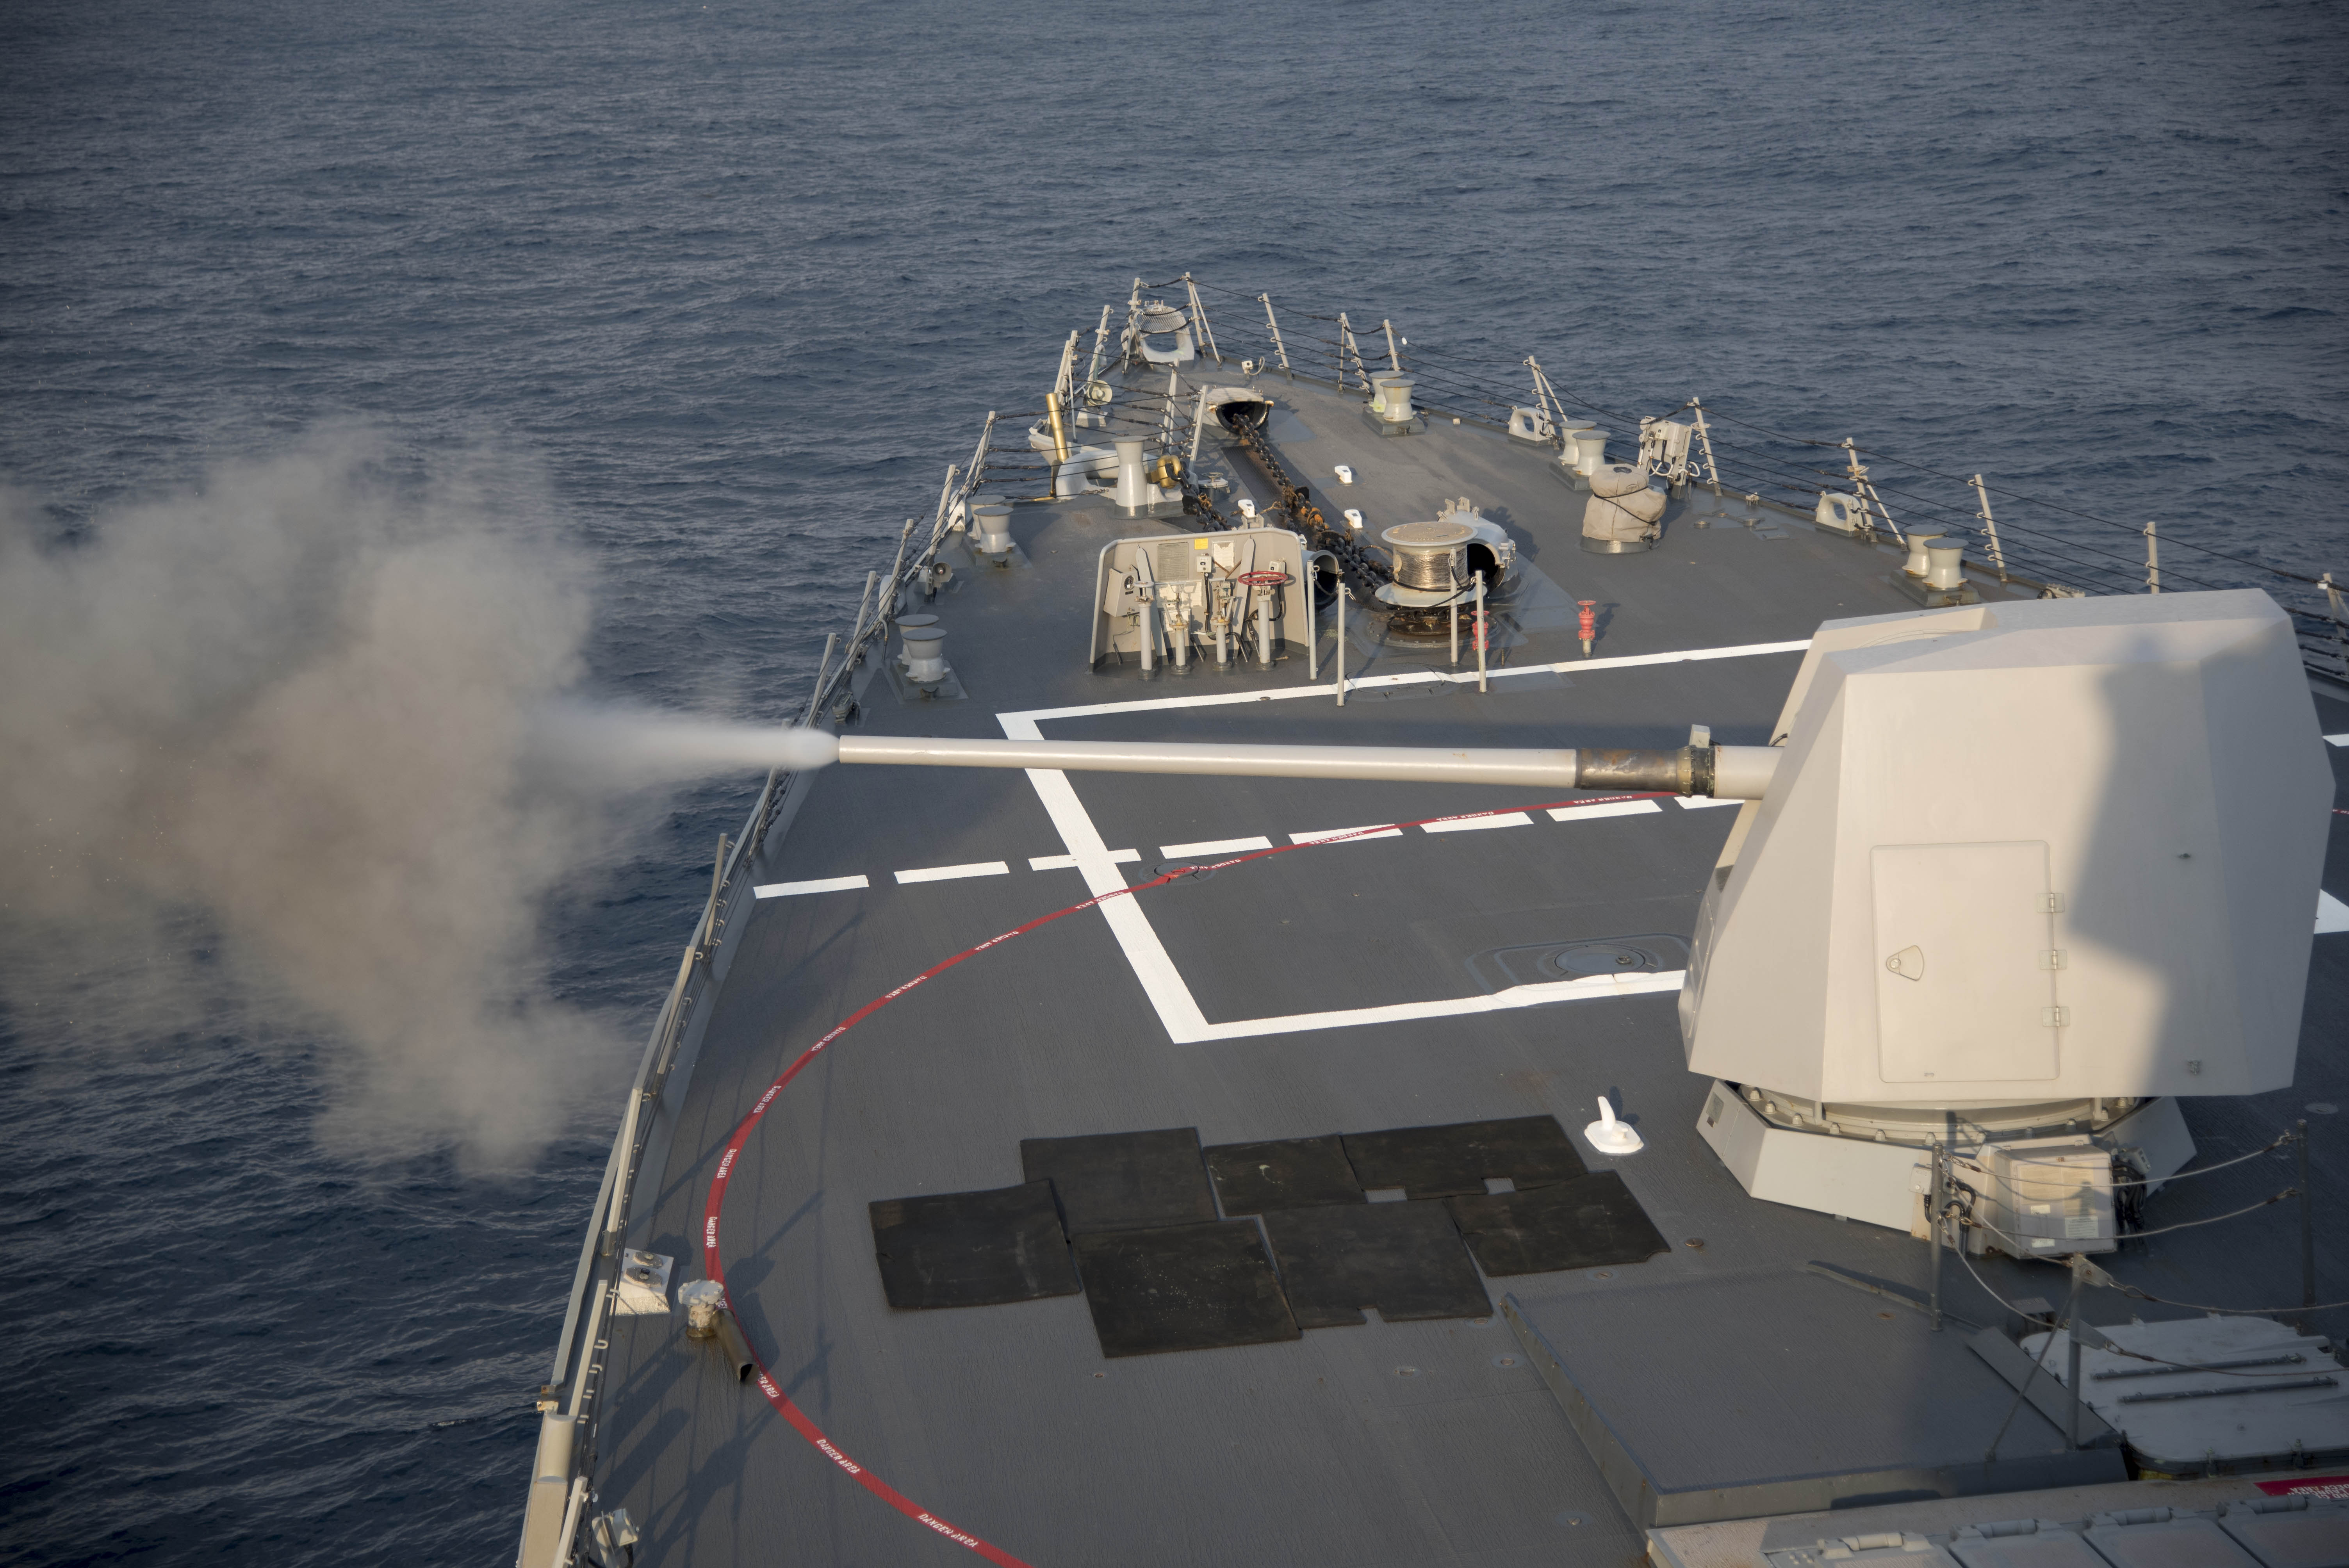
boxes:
[585,371,2349,1566]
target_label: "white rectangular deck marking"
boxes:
[1158,836,1273,859]
[2321,890,2349,935]
[893,861,1011,885]
[1675,795,1739,809]
[1289,825,1404,844]
[1420,812,1533,834]
[753,875,870,899]
[2325,733,2348,747]
[1030,849,1140,871]
[993,638,1800,1044]
[1549,800,1663,822]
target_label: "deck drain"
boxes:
[2310,1102,2338,1115]
[1492,1353,1520,1369]
[1554,1511,1590,1528]
[1153,862,1216,882]
[1394,1365,1420,1379]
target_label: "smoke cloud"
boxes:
[0,433,745,1167]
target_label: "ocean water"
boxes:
[1,1,2343,1562]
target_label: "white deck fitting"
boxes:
[891,861,1011,884]
[1420,812,1533,833]
[1156,836,1273,859]
[752,874,870,898]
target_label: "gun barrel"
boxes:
[829,735,1779,798]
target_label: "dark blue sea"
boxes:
[2,2,2343,1562]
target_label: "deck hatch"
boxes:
[866,1181,1080,1310]
[1446,1171,1669,1276]
[1341,1115,1588,1199]
[1259,1201,1492,1327]
[1019,1127,1219,1234]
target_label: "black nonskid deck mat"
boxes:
[868,1181,1080,1310]
[1203,1135,1365,1214]
[1340,1116,1587,1199]
[1259,1201,1491,1328]
[1020,1127,1219,1234]
[1444,1170,1668,1276]
[1071,1222,1303,1358]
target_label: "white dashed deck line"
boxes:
[1289,825,1404,845]
[2321,890,2349,935]
[753,875,870,899]
[2325,733,2348,747]
[1158,836,1274,859]
[1420,813,1533,834]
[1030,849,1140,871]
[1676,795,1739,809]
[893,861,1011,885]
[1549,800,1663,822]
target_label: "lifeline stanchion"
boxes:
[1335,582,1347,707]
[1474,573,1488,692]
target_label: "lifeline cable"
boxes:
[1954,1245,2344,1382]
[697,792,1673,1561]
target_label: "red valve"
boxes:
[1576,599,1597,657]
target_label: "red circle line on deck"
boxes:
[700,791,1676,1562]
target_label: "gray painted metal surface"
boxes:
[558,367,2349,1566]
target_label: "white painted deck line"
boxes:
[1158,836,1274,859]
[2321,890,2349,935]
[1289,825,1404,844]
[1550,800,1663,822]
[996,636,1812,727]
[1676,795,1739,809]
[1420,812,1533,834]
[2325,733,2348,747]
[753,875,870,899]
[1003,713,1679,1043]
[1030,849,1140,871]
[893,861,1011,885]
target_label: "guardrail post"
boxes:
[1260,294,1291,378]
[1474,573,1488,693]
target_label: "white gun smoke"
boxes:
[0,434,829,1168]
